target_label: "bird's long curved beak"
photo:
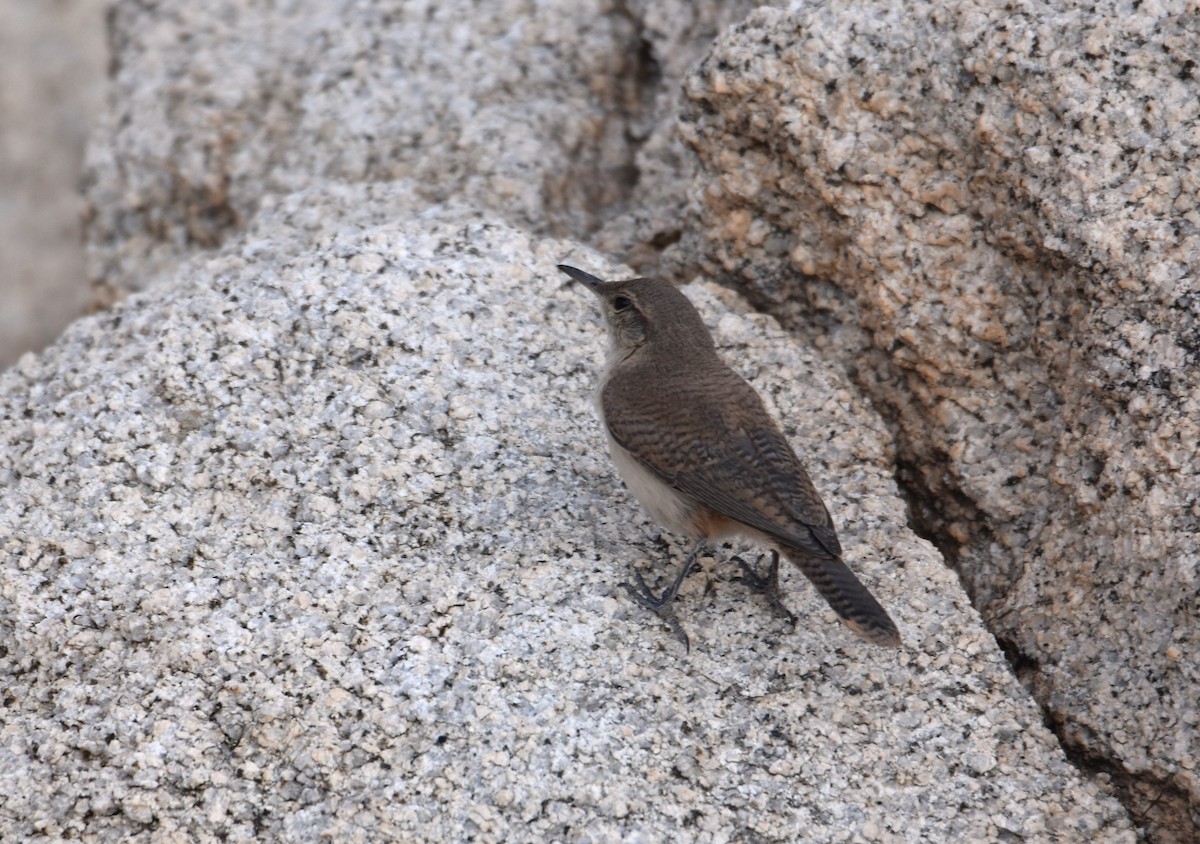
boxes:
[557,264,606,293]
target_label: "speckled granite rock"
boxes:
[0,207,1134,840]
[83,0,774,303]
[679,3,1198,839]
[84,0,640,300]
[85,0,731,304]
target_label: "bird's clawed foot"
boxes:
[732,550,798,628]
[620,542,704,652]
[621,571,691,650]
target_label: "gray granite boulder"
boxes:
[679,3,1199,839]
[83,0,696,303]
[0,201,1135,840]
[83,0,769,302]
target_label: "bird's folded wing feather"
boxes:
[602,370,842,558]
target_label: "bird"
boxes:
[559,264,901,649]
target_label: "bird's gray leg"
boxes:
[732,550,798,628]
[621,541,705,650]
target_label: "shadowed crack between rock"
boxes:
[894,452,1190,843]
[546,0,663,242]
[1006,638,1199,844]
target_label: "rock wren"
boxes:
[559,264,901,648]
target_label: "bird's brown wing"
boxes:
[670,425,843,558]
[603,365,901,647]
[601,365,839,556]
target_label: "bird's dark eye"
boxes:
[613,296,632,312]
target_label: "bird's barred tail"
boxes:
[781,545,901,647]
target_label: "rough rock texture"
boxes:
[82,0,765,304]
[679,3,1199,839]
[82,0,628,300]
[0,208,1134,841]
[0,0,107,367]
[83,0,644,302]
